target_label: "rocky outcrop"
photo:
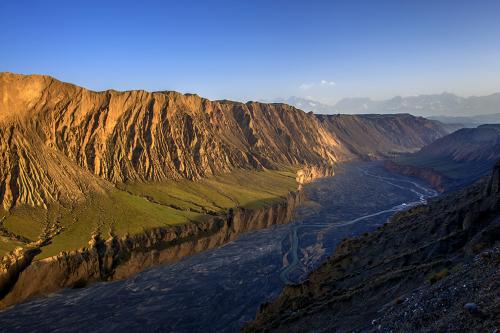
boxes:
[0,247,41,299]
[245,163,500,332]
[0,73,448,210]
[295,164,335,185]
[384,160,447,192]
[486,160,500,195]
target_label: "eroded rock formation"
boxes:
[0,73,447,210]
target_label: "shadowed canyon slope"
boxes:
[0,73,447,210]
[416,124,500,162]
[246,163,500,333]
[386,124,500,191]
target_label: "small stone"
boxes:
[464,303,478,314]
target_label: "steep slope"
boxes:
[387,124,500,191]
[0,73,334,210]
[0,72,447,211]
[317,113,448,158]
[246,163,500,332]
[417,124,500,161]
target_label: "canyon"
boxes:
[3,2,498,332]
[0,72,449,310]
[0,162,438,332]
[245,162,500,332]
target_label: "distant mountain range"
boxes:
[273,93,500,120]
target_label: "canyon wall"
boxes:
[317,113,447,158]
[0,73,447,210]
[295,164,335,185]
[384,125,500,192]
[0,191,301,308]
[384,160,446,192]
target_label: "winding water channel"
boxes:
[0,162,437,332]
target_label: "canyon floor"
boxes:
[0,162,436,332]
[246,162,500,333]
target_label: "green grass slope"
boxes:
[0,168,299,259]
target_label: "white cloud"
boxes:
[321,80,336,86]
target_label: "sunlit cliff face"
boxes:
[0,73,447,210]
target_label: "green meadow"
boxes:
[0,168,299,259]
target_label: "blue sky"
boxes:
[1,0,499,104]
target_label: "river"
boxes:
[0,162,437,332]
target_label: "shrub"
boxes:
[428,268,449,284]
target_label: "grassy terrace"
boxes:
[0,168,299,259]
